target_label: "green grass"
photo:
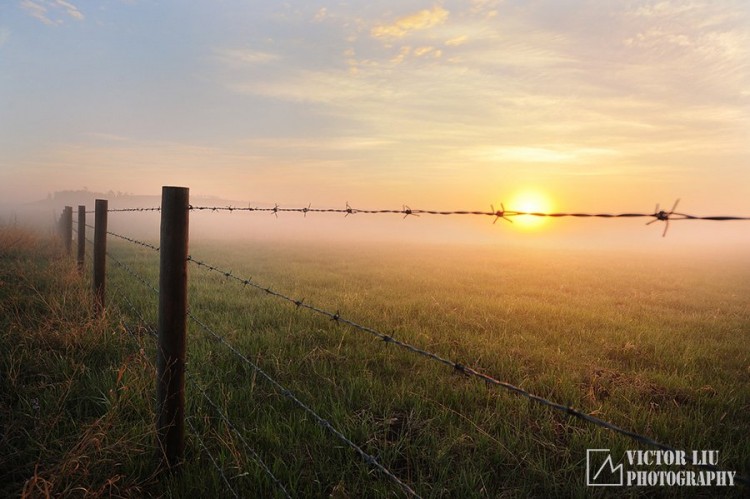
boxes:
[0,227,157,497]
[3,228,749,497]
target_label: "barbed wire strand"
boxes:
[107,231,160,252]
[102,268,234,497]
[77,201,750,222]
[104,256,291,498]
[107,252,160,295]
[85,233,417,494]
[186,415,241,499]
[187,311,420,497]
[85,228,750,484]
[187,200,750,236]
[83,224,161,252]
[185,372,292,499]
[108,270,157,340]
[85,207,161,214]
[187,254,749,486]
[105,279,242,499]
[82,200,750,239]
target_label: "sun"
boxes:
[507,190,553,230]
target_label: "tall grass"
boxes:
[108,238,749,497]
[3,227,749,497]
[0,228,156,497]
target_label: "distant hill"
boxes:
[1,190,267,230]
[30,190,256,210]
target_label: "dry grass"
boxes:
[3,227,749,497]
[0,227,157,498]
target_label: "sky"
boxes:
[0,0,748,245]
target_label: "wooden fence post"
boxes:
[156,186,189,471]
[77,206,85,273]
[93,199,108,315]
[63,206,73,255]
[58,209,65,240]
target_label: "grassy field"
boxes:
[0,227,157,497]
[2,226,749,497]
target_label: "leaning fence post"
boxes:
[77,206,85,272]
[156,186,189,471]
[93,199,108,315]
[63,206,73,255]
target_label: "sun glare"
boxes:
[507,191,553,230]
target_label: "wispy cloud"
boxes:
[313,7,327,23]
[371,6,449,38]
[228,68,379,104]
[473,146,621,164]
[20,0,84,25]
[8,1,748,210]
[445,35,468,46]
[216,48,280,66]
[20,0,54,25]
[56,0,83,20]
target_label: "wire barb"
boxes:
[491,203,512,224]
[646,199,680,237]
[402,205,418,219]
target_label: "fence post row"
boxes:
[156,186,189,471]
[93,199,108,315]
[77,205,85,272]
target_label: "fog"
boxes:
[3,190,749,265]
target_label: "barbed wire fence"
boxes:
[104,259,288,499]
[54,192,750,496]
[104,246,411,497]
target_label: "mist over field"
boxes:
[3,190,749,255]
[2,0,750,494]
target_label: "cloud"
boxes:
[313,7,327,22]
[20,0,54,25]
[55,0,83,20]
[413,46,442,58]
[228,68,380,104]
[216,48,279,66]
[20,0,84,25]
[630,1,702,19]
[214,0,748,192]
[474,146,620,164]
[445,35,468,46]
[242,136,394,152]
[371,6,449,38]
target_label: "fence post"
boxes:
[60,208,66,239]
[63,206,73,254]
[156,186,189,471]
[77,206,85,273]
[93,199,108,315]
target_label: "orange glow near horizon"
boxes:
[507,191,554,230]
